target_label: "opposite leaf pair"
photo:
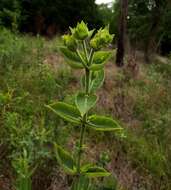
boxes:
[55,144,110,177]
[46,101,121,131]
[60,47,113,71]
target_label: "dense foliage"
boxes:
[110,0,171,55]
[0,0,102,35]
[1,0,171,55]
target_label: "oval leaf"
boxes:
[46,102,81,124]
[89,51,112,71]
[66,60,84,69]
[87,115,122,131]
[60,47,84,69]
[81,165,110,178]
[60,47,80,62]
[55,144,76,175]
[75,93,97,116]
[90,70,105,93]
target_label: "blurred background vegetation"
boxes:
[0,0,171,190]
[0,0,171,55]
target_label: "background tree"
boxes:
[0,0,102,35]
[115,0,128,67]
[143,0,169,62]
[110,0,171,61]
[0,0,21,32]
[161,5,171,55]
[97,3,113,26]
[128,0,171,59]
[20,0,102,34]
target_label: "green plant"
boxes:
[12,149,36,190]
[0,0,21,32]
[4,111,56,190]
[46,21,123,189]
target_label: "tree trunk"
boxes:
[116,0,128,67]
[144,11,160,63]
[144,0,166,63]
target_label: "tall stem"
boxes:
[76,116,86,174]
[76,41,91,174]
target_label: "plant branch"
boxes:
[88,48,94,66]
[76,49,88,69]
[83,40,89,63]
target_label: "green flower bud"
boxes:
[90,27,114,50]
[72,21,89,40]
[62,34,77,51]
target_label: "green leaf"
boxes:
[75,93,97,116]
[71,176,94,190]
[60,47,84,69]
[87,115,122,131]
[55,144,76,175]
[90,70,105,93]
[89,51,112,71]
[60,47,80,62]
[46,102,81,124]
[66,60,84,69]
[81,165,110,178]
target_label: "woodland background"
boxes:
[0,0,171,190]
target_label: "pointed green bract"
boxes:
[60,47,84,69]
[55,144,77,175]
[72,21,89,40]
[75,93,97,116]
[90,70,105,93]
[81,165,110,178]
[87,115,122,131]
[88,29,95,38]
[46,102,81,124]
[89,51,112,71]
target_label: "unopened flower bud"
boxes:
[90,27,114,50]
[72,21,89,40]
[62,34,77,51]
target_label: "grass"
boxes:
[0,27,171,190]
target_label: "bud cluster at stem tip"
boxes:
[90,27,114,50]
[62,34,77,51]
[62,21,114,51]
[71,21,89,40]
